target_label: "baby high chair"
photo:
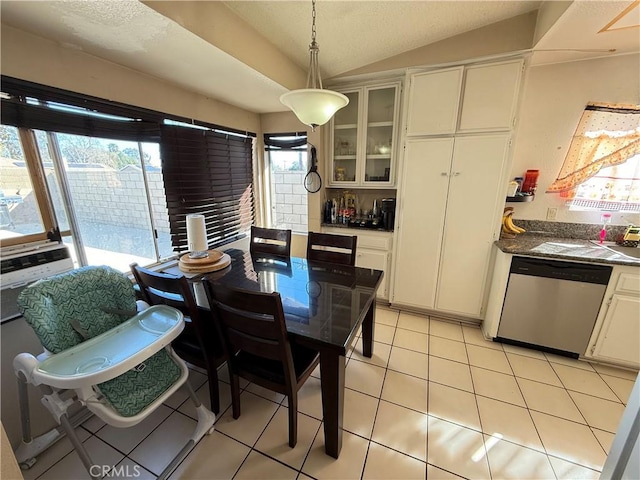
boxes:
[13,266,215,479]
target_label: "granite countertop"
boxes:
[495,235,640,267]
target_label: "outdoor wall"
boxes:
[272,170,307,234]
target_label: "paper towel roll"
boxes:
[186,214,208,253]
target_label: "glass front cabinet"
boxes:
[328,82,401,187]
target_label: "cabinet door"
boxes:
[356,249,389,298]
[330,90,361,185]
[363,85,398,186]
[406,67,463,136]
[458,60,523,132]
[393,137,453,309]
[436,134,510,316]
[594,295,640,366]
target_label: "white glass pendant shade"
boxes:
[280,89,349,129]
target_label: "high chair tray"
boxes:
[32,305,184,388]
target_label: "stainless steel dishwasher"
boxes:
[496,256,612,358]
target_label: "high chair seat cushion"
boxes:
[17,266,137,354]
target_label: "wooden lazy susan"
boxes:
[178,250,231,273]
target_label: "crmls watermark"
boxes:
[89,464,142,478]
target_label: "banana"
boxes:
[504,212,526,234]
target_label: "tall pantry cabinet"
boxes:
[392,59,523,318]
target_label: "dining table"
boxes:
[166,243,383,458]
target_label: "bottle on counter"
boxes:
[521,170,540,194]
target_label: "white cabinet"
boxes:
[458,60,523,132]
[329,83,401,188]
[393,135,510,317]
[321,227,392,299]
[587,267,640,368]
[405,67,462,136]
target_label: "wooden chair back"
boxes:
[250,226,292,257]
[306,232,358,266]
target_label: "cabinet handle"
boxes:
[452,172,461,176]
[441,172,448,176]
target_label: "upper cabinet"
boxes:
[328,82,401,188]
[405,59,523,136]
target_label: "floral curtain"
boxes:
[547,102,640,194]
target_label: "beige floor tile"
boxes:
[592,427,615,454]
[427,382,481,431]
[569,390,625,432]
[343,388,379,438]
[591,363,639,380]
[551,363,618,401]
[297,375,324,420]
[81,414,106,433]
[372,400,427,461]
[381,370,427,413]
[545,353,595,371]
[363,441,426,480]
[485,436,555,480]
[429,336,467,364]
[374,324,396,344]
[426,464,466,479]
[388,346,428,379]
[346,358,386,397]
[517,378,584,423]
[501,343,547,360]
[467,344,512,374]
[350,339,392,368]
[234,450,298,480]
[168,430,250,480]
[600,374,636,404]
[427,416,490,479]
[96,404,173,454]
[397,311,429,334]
[129,411,198,475]
[393,328,429,354]
[429,356,473,392]
[302,428,369,480]
[376,306,399,327]
[311,363,321,378]
[110,458,155,480]
[21,427,92,480]
[429,318,464,342]
[548,455,601,480]
[36,436,124,480]
[215,391,279,446]
[254,406,320,470]
[471,366,525,407]
[462,325,503,350]
[178,380,233,421]
[244,382,286,404]
[476,396,544,452]
[530,411,606,470]
[507,352,563,387]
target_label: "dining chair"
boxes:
[250,226,292,257]
[130,263,226,414]
[306,231,358,266]
[202,281,319,448]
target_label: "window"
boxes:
[264,133,308,233]
[1,76,256,270]
[547,102,640,212]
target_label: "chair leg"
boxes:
[287,393,298,448]
[59,413,100,480]
[207,366,220,414]
[229,365,241,419]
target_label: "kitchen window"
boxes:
[547,102,640,212]
[1,76,256,270]
[264,133,308,233]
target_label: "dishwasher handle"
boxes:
[510,256,612,285]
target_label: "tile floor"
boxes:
[22,306,639,480]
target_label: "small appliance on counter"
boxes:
[381,198,396,231]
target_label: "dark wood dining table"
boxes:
[168,245,382,458]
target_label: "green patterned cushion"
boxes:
[97,350,181,417]
[17,266,137,353]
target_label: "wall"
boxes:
[510,53,640,226]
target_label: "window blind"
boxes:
[160,124,255,252]
[264,132,308,151]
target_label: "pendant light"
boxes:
[280,0,348,131]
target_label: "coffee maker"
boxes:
[381,198,396,231]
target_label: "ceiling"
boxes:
[1,1,639,114]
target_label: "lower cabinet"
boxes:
[586,267,640,369]
[321,227,392,300]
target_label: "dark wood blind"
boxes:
[161,125,254,252]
